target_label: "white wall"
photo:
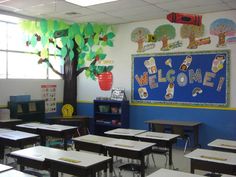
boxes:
[78,10,236,107]
[1,10,236,107]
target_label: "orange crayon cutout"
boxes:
[167,12,202,26]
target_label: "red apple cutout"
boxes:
[98,71,113,91]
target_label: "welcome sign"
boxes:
[131,50,230,106]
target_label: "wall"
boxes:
[0,10,235,147]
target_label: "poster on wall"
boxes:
[41,84,57,113]
[132,50,230,106]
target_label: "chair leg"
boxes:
[184,137,190,154]
[151,154,156,167]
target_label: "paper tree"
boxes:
[131,27,150,53]
[20,19,115,114]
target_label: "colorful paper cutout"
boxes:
[138,87,148,99]
[211,55,225,73]
[192,87,203,97]
[131,27,150,53]
[167,12,202,26]
[144,57,157,74]
[180,55,192,71]
[165,82,175,100]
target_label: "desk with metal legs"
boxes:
[104,128,146,140]
[185,149,236,175]
[135,131,179,167]
[208,139,236,153]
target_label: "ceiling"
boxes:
[0,0,235,24]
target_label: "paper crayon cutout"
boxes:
[165,58,172,68]
[138,87,148,99]
[167,12,202,26]
[165,82,175,100]
[196,37,211,46]
[211,55,225,73]
[144,57,157,74]
[180,55,192,71]
[192,87,203,97]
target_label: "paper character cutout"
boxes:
[135,72,148,86]
[167,12,202,26]
[180,55,192,71]
[192,87,203,97]
[211,55,225,73]
[210,18,236,47]
[144,57,157,74]
[131,27,150,53]
[165,58,172,68]
[138,87,148,99]
[165,82,175,100]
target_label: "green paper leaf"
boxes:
[96,66,105,74]
[90,72,96,80]
[88,38,94,47]
[47,20,54,33]
[69,50,74,60]
[79,58,85,65]
[85,69,90,77]
[75,34,84,48]
[40,19,48,34]
[61,37,68,47]
[83,45,89,52]
[89,51,96,59]
[61,47,67,58]
[107,40,113,47]
[31,35,37,47]
[107,32,115,39]
[85,23,93,36]
[93,24,101,33]
[101,41,107,47]
[107,66,113,72]
[94,33,100,45]
[79,52,86,59]
[41,35,48,47]
[67,39,74,49]
[99,53,106,60]
[96,48,103,55]
[54,20,59,31]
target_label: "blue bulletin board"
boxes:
[131,50,230,106]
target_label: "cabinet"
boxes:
[8,100,45,122]
[93,99,129,135]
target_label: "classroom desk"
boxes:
[10,146,111,177]
[135,131,179,167]
[145,119,202,147]
[73,134,116,155]
[104,128,147,139]
[0,163,13,172]
[208,139,236,153]
[0,129,39,159]
[0,169,36,177]
[103,138,155,177]
[46,116,90,135]
[0,119,22,129]
[185,148,236,175]
[146,168,204,177]
[16,123,77,150]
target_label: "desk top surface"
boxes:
[0,119,22,123]
[135,131,179,141]
[0,128,14,133]
[17,123,77,131]
[11,146,111,167]
[0,169,36,177]
[103,138,155,151]
[104,128,147,136]
[185,148,236,165]
[0,164,13,173]
[72,134,116,145]
[0,130,39,140]
[48,115,90,120]
[145,120,202,126]
[146,169,204,177]
[208,139,236,150]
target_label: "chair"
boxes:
[150,124,169,168]
[172,126,190,153]
[118,163,141,177]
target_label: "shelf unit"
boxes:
[8,100,45,122]
[93,99,129,135]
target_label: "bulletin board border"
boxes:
[131,50,231,107]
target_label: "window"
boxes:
[0,20,63,79]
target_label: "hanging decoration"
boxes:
[167,12,202,26]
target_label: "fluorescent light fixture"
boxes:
[0,14,20,23]
[65,0,118,7]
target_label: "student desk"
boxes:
[0,169,36,177]
[0,119,22,129]
[10,146,111,177]
[46,116,90,135]
[104,128,147,140]
[73,134,116,155]
[16,123,77,150]
[135,131,179,167]
[145,119,202,147]
[146,168,204,177]
[0,163,13,172]
[0,129,39,159]
[208,139,236,153]
[185,148,236,175]
[103,138,155,177]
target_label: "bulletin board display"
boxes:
[131,50,230,106]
